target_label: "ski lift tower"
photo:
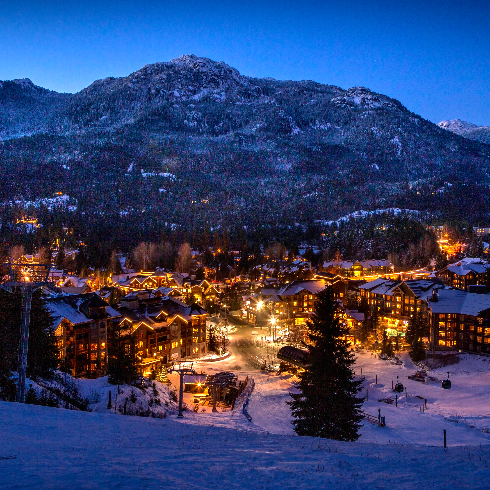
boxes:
[1,262,52,403]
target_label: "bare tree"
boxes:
[175,242,192,273]
[109,250,122,275]
[10,245,25,262]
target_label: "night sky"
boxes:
[1,0,489,125]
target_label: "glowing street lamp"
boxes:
[270,316,276,342]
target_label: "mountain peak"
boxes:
[438,119,479,134]
[12,78,35,88]
[168,54,242,80]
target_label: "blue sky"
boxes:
[1,0,489,125]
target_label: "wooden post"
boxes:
[212,385,218,413]
[107,390,112,409]
[444,429,447,448]
[376,374,377,384]
[396,394,397,407]
[178,370,185,418]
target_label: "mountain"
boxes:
[0,78,69,140]
[438,119,490,145]
[1,55,490,233]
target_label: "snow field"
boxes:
[2,400,490,490]
[4,333,490,488]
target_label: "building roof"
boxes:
[359,278,441,299]
[359,278,390,291]
[276,280,326,297]
[428,289,490,317]
[324,259,393,270]
[345,309,365,322]
[444,262,490,277]
[159,297,207,321]
[46,293,121,327]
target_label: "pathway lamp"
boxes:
[270,316,277,342]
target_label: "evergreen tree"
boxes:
[107,325,138,385]
[0,288,57,399]
[207,325,219,354]
[55,246,65,270]
[357,317,371,345]
[25,385,38,405]
[288,287,364,440]
[406,311,429,363]
[380,329,394,358]
[28,291,58,379]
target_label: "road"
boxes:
[225,322,283,371]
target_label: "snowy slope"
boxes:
[4,344,490,488]
[2,400,490,490]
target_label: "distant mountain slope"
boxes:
[0,78,69,139]
[1,55,490,226]
[438,119,490,144]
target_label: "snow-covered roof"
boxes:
[360,278,440,299]
[45,293,121,326]
[345,309,365,322]
[445,262,490,277]
[359,278,389,291]
[276,280,326,296]
[429,289,490,317]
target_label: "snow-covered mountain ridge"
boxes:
[438,118,490,144]
[1,55,490,224]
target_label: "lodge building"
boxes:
[428,289,490,353]
[46,293,121,377]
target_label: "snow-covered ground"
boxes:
[176,345,490,448]
[2,397,490,489]
[3,329,490,488]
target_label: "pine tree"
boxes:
[107,324,138,385]
[0,288,58,399]
[28,291,58,379]
[288,287,364,440]
[207,325,219,353]
[406,310,429,363]
[380,329,394,358]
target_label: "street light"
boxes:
[270,316,276,342]
[255,300,264,328]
